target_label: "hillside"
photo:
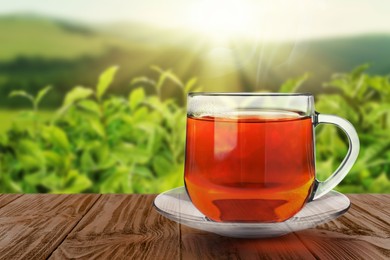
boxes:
[0,15,390,108]
[0,15,198,107]
[0,15,110,61]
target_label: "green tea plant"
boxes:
[282,66,390,193]
[315,65,390,193]
[0,65,389,193]
[0,66,200,193]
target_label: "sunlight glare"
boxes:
[186,0,319,41]
[189,0,253,39]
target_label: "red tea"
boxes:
[184,112,315,222]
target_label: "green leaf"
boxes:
[134,122,156,134]
[155,164,184,192]
[96,66,119,100]
[39,173,61,190]
[89,119,105,138]
[100,166,133,193]
[129,87,145,111]
[48,126,70,151]
[130,76,156,86]
[17,140,43,158]
[43,151,63,168]
[35,85,52,108]
[77,100,101,116]
[61,170,92,193]
[0,175,22,193]
[112,143,151,164]
[165,71,183,87]
[91,144,114,169]
[132,107,149,123]
[184,77,198,93]
[150,66,183,93]
[151,66,169,95]
[152,155,173,177]
[351,64,370,79]
[369,76,390,96]
[150,65,164,74]
[24,172,45,188]
[63,86,94,106]
[279,73,309,93]
[133,166,154,179]
[8,90,34,103]
[81,151,95,171]
[18,155,42,171]
[369,173,390,193]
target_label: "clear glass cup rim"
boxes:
[188,92,313,97]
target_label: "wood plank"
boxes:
[345,194,390,237]
[353,194,390,215]
[181,225,316,259]
[0,194,100,260]
[0,194,23,209]
[50,194,180,260]
[294,195,390,260]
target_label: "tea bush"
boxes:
[0,66,200,193]
[282,65,390,193]
[0,65,389,193]
[315,65,390,193]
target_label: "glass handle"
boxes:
[312,112,360,200]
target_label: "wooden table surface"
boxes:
[0,194,388,260]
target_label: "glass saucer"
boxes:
[153,187,350,238]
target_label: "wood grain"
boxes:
[0,194,23,209]
[0,194,388,259]
[50,194,180,260]
[0,194,100,260]
[295,194,390,260]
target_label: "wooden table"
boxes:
[0,194,388,259]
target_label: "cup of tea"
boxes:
[184,93,359,223]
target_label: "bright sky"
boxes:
[1,0,390,40]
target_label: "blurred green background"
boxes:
[0,0,389,193]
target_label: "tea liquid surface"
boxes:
[184,111,315,222]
